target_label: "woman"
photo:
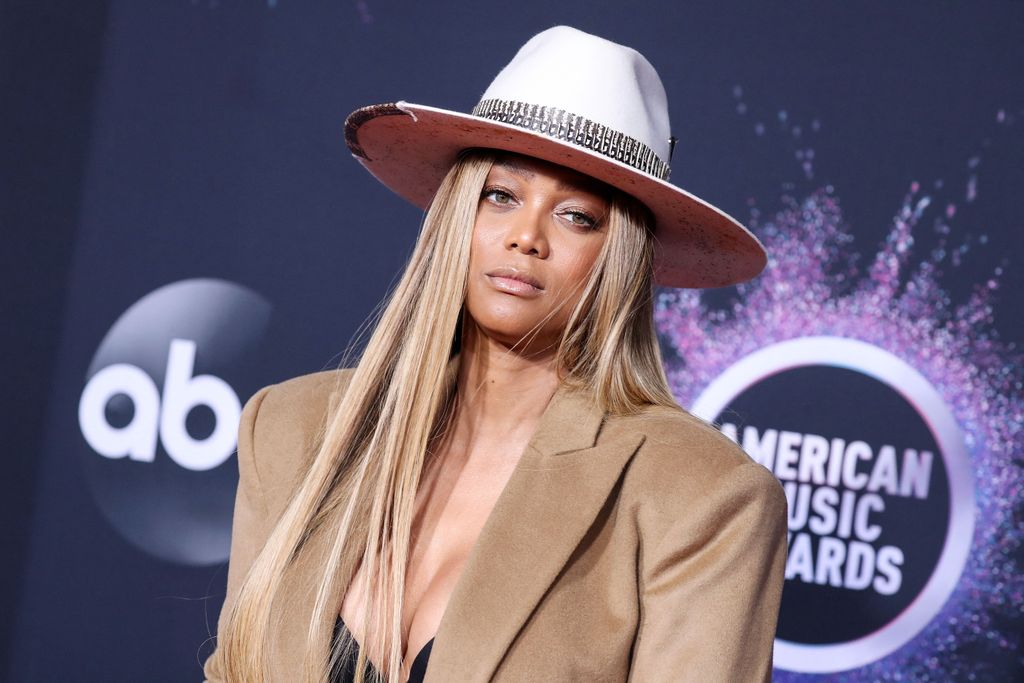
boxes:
[204,25,787,683]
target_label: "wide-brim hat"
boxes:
[343,25,766,289]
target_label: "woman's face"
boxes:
[463,153,611,355]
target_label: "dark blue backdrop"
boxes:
[3,1,1021,680]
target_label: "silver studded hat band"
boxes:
[470,98,672,182]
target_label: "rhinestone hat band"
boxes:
[470,98,672,181]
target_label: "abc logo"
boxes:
[79,279,271,566]
[80,338,241,472]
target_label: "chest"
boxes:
[339,444,524,672]
[408,449,522,633]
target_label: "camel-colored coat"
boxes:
[203,368,788,682]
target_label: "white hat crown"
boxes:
[474,26,674,180]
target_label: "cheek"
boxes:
[468,217,503,262]
[557,242,605,293]
[573,248,602,279]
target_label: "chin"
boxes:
[465,290,571,348]
[471,316,560,352]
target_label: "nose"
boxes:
[504,208,549,258]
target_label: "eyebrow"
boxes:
[495,158,536,180]
[494,159,610,197]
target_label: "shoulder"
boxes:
[251,367,355,435]
[238,367,356,515]
[608,404,761,482]
[609,405,786,531]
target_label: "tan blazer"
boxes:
[204,368,788,682]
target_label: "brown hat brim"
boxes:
[345,102,766,288]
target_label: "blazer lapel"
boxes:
[424,384,646,682]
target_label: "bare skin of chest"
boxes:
[338,438,525,679]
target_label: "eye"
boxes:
[482,186,516,205]
[560,208,599,230]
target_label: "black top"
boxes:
[330,617,434,683]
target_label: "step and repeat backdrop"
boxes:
[8,1,1022,681]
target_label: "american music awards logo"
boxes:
[691,337,973,673]
[655,93,1022,679]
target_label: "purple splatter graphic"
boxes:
[656,93,1024,681]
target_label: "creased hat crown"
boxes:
[478,26,673,173]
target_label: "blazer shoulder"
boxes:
[613,404,752,469]
[243,367,356,514]
[612,405,784,512]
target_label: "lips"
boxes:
[485,267,544,291]
[485,266,544,294]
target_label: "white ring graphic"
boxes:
[691,336,975,674]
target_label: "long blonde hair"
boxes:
[216,149,682,682]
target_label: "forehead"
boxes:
[487,152,613,198]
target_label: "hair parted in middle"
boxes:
[213,148,684,683]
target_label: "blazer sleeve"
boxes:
[203,383,275,683]
[629,460,789,683]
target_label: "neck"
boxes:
[449,322,562,451]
